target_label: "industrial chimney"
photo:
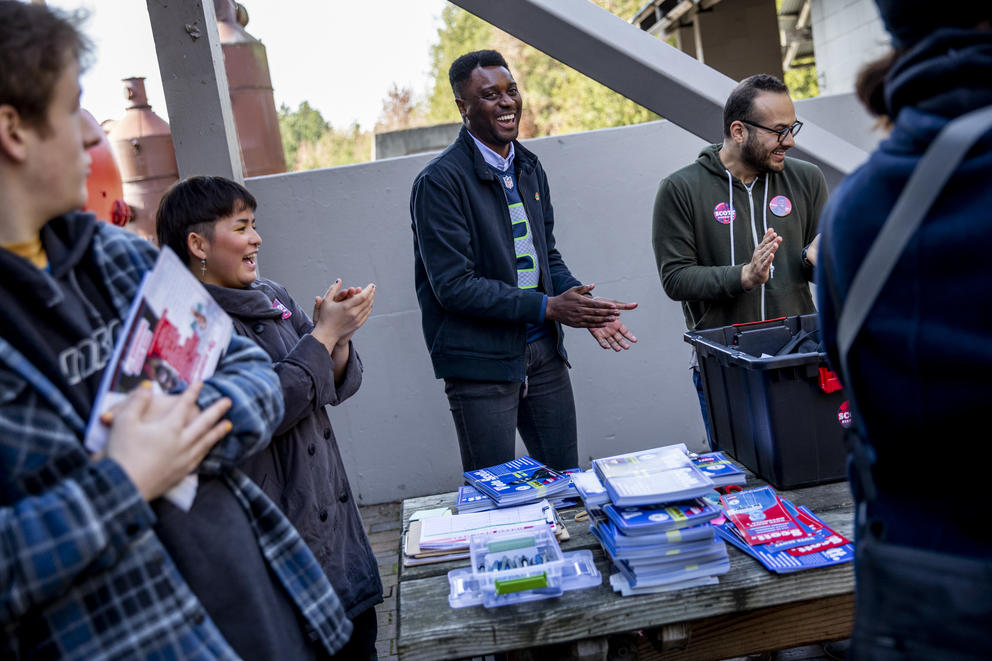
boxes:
[106,77,179,241]
[214,0,287,177]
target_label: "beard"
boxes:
[741,131,782,174]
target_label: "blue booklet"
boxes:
[612,552,730,588]
[715,519,854,573]
[455,485,496,513]
[603,519,715,548]
[690,451,747,487]
[613,542,729,571]
[464,456,571,506]
[593,445,714,506]
[570,469,610,507]
[592,524,720,561]
[603,498,721,535]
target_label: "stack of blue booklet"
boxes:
[455,481,579,513]
[580,444,730,595]
[715,486,854,573]
[454,485,496,513]
[689,451,747,488]
[593,444,715,506]
[463,456,572,508]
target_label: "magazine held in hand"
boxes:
[84,247,233,510]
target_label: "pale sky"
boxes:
[47,0,449,129]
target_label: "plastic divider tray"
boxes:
[447,527,600,608]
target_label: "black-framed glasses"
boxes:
[741,119,803,143]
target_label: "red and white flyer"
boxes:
[720,486,806,546]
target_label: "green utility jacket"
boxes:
[652,144,827,331]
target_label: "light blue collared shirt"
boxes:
[468,131,515,172]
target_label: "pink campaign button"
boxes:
[769,195,792,217]
[713,202,736,224]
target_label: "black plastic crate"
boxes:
[685,314,847,490]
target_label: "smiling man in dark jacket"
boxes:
[411,50,637,472]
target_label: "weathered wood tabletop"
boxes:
[397,476,855,661]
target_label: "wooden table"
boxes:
[397,478,855,661]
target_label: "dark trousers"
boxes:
[328,606,378,660]
[692,367,714,449]
[444,334,578,472]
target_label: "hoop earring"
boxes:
[200,258,207,280]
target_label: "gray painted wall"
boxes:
[811,0,890,95]
[796,92,884,153]
[373,123,461,160]
[247,93,876,504]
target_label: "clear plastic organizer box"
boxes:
[447,526,601,608]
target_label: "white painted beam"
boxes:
[451,0,867,186]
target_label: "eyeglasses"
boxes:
[741,119,803,143]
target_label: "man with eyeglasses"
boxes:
[651,74,827,447]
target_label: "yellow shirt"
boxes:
[3,234,48,269]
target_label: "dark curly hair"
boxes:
[449,50,510,99]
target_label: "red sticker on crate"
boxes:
[819,368,842,394]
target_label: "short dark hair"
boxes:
[449,50,510,99]
[0,1,92,131]
[155,176,257,266]
[723,74,790,138]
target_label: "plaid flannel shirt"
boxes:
[0,218,352,659]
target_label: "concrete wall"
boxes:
[246,92,876,504]
[810,0,890,95]
[373,123,462,160]
[796,92,884,154]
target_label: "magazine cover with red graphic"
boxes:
[720,486,806,546]
[84,247,232,509]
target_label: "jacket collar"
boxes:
[696,143,773,186]
[0,212,97,309]
[457,125,538,181]
[204,280,283,320]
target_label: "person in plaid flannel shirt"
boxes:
[0,3,354,658]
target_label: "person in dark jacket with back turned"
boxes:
[157,176,382,660]
[816,1,992,658]
[411,50,638,473]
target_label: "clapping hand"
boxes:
[311,279,376,351]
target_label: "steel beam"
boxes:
[146,0,243,182]
[450,0,866,187]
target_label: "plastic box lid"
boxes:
[447,527,601,608]
[684,314,827,371]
